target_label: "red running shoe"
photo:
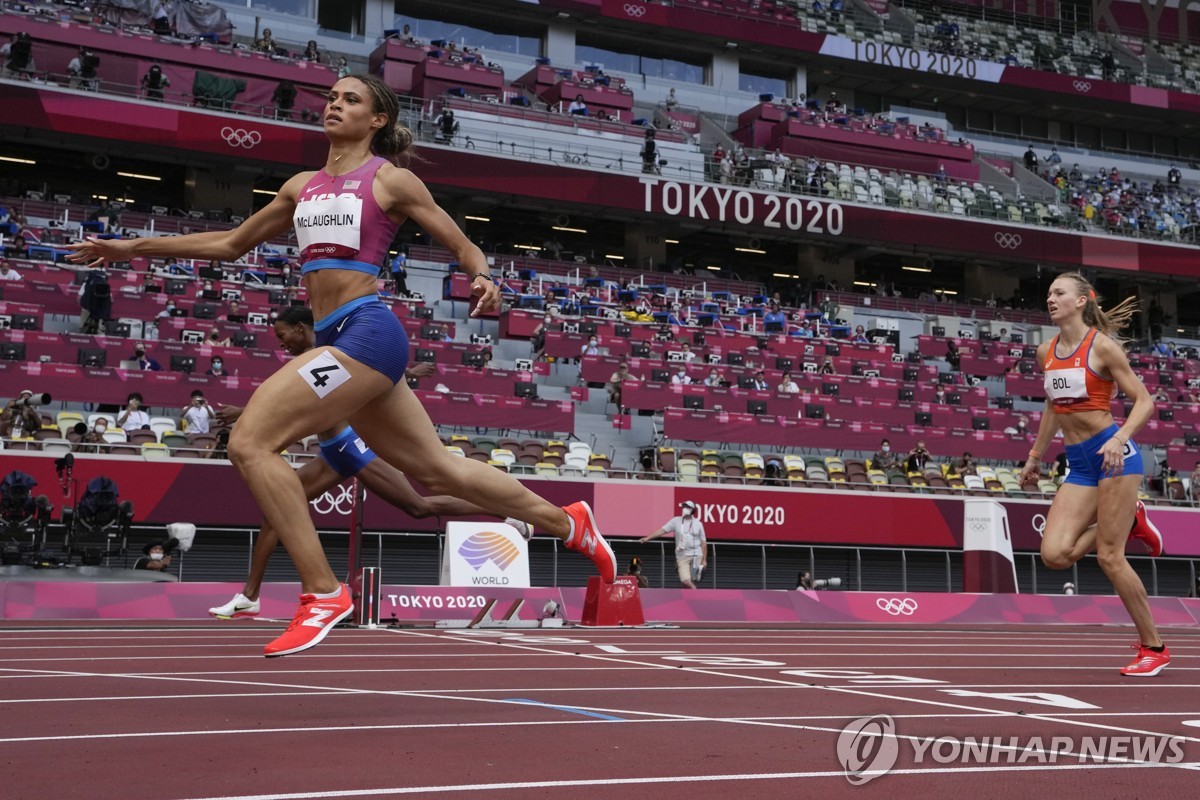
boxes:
[264,583,353,658]
[1120,642,1170,677]
[1129,500,1163,557]
[563,501,616,583]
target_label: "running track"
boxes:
[1,622,1198,798]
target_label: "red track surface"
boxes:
[2,621,1199,799]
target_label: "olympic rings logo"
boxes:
[310,483,359,516]
[876,597,918,616]
[623,2,648,16]
[1072,80,1092,93]
[220,126,262,149]
[1032,513,1047,537]
[994,232,1022,249]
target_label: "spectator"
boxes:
[0,261,19,280]
[906,440,931,473]
[580,336,601,358]
[671,364,692,385]
[0,390,42,438]
[819,358,835,375]
[433,108,459,145]
[206,356,227,377]
[134,537,178,571]
[530,312,553,356]
[1023,145,1038,172]
[132,343,161,371]
[155,300,178,321]
[934,383,947,403]
[4,234,28,259]
[678,342,696,363]
[1168,165,1182,188]
[400,24,416,43]
[812,0,825,17]
[639,500,707,589]
[77,417,108,451]
[254,28,277,54]
[871,438,899,473]
[829,0,844,22]
[852,324,869,344]
[389,247,409,295]
[665,87,678,110]
[607,361,639,411]
[273,79,297,120]
[750,370,769,391]
[226,300,245,322]
[302,40,321,63]
[1101,51,1116,81]
[335,56,349,79]
[796,570,814,590]
[956,451,977,475]
[640,128,658,175]
[117,392,151,433]
[627,556,650,589]
[1068,163,1083,182]
[151,1,171,36]
[141,63,169,101]
[703,367,723,388]
[1044,147,1062,166]
[763,304,787,332]
[181,390,215,434]
[567,94,588,116]
[778,371,800,394]
[207,327,232,347]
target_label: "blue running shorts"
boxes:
[318,425,377,478]
[313,295,409,384]
[1063,423,1144,487]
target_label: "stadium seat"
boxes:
[161,431,189,450]
[678,459,700,483]
[490,448,516,467]
[445,446,466,458]
[57,412,85,437]
[150,417,177,438]
[40,438,73,455]
[535,462,559,478]
[141,443,171,460]
[586,465,607,479]
[102,429,128,444]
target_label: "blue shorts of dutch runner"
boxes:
[313,295,409,384]
[318,425,377,478]
[1063,423,1144,487]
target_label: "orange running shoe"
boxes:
[1129,500,1163,557]
[1120,642,1170,677]
[264,583,353,658]
[562,501,616,583]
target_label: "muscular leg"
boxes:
[1095,475,1162,647]
[241,459,344,600]
[1040,483,1099,569]
[228,346,394,594]
[348,382,572,539]
[355,457,503,520]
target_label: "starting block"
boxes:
[580,575,645,626]
[434,597,561,629]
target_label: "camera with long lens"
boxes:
[812,577,843,590]
[12,392,50,408]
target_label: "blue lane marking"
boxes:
[507,698,626,722]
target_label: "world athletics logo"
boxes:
[458,531,521,571]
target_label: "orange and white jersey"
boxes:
[1043,328,1115,414]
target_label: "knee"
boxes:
[226,428,265,468]
[1096,548,1127,574]
[1041,551,1073,571]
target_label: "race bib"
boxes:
[1044,367,1088,405]
[294,192,363,260]
[299,350,351,399]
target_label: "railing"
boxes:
[86,524,1200,595]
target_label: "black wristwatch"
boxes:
[471,273,494,283]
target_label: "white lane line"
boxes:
[7,640,1197,651]
[166,761,1200,800]
[386,628,1200,746]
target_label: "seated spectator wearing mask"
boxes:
[132,344,161,371]
[118,392,151,433]
[135,537,178,571]
[206,356,227,377]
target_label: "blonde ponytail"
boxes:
[1058,271,1138,345]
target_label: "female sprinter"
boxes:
[1018,272,1167,676]
[68,74,615,657]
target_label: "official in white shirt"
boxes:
[639,500,708,588]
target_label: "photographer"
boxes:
[180,390,215,434]
[640,128,658,175]
[78,269,112,334]
[906,439,931,474]
[1,390,43,438]
[796,570,814,590]
[117,392,150,433]
[626,556,650,589]
[78,418,109,452]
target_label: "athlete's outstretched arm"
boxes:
[65,172,311,267]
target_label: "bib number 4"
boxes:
[301,350,351,398]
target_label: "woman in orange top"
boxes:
[1019,272,1167,676]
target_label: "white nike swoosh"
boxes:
[337,442,349,452]
[336,318,347,333]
